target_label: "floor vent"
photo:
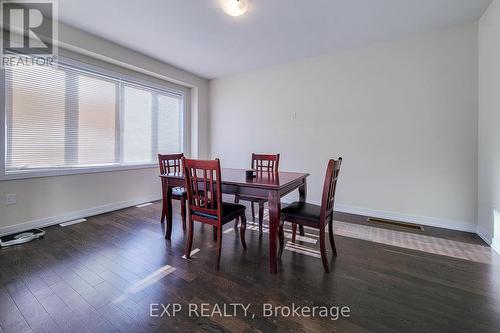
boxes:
[60,218,87,227]
[367,217,424,231]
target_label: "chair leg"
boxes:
[180,198,187,232]
[240,213,247,249]
[319,227,329,273]
[215,226,223,270]
[160,180,166,223]
[185,218,194,259]
[161,205,166,223]
[258,201,264,234]
[234,195,240,228]
[213,226,217,241]
[278,220,285,259]
[329,217,337,256]
[165,215,173,240]
[251,202,256,222]
[291,223,297,243]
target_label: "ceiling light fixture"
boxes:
[222,0,248,17]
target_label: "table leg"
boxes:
[165,184,173,240]
[268,191,281,274]
[298,178,306,236]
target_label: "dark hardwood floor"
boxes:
[1,201,499,333]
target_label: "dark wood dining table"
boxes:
[160,168,309,274]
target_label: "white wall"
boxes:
[0,24,209,234]
[209,23,478,231]
[478,0,500,252]
[0,169,161,235]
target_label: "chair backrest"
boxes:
[182,157,223,223]
[251,153,280,172]
[320,157,342,222]
[158,153,184,174]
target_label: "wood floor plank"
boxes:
[96,304,146,333]
[53,268,110,310]
[34,291,91,333]
[0,287,31,333]
[4,280,63,333]
[48,280,106,331]
[90,320,121,333]
[1,203,499,333]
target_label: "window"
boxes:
[122,85,152,164]
[7,65,66,169]
[3,60,185,177]
[77,74,117,166]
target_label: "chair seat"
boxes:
[172,187,186,197]
[193,202,246,222]
[281,201,321,224]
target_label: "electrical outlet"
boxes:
[6,194,17,206]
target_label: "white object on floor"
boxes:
[0,229,45,247]
[59,218,87,227]
[136,202,153,208]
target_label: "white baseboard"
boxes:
[334,204,477,233]
[476,227,500,255]
[475,228,491,245]
[0,194,162,237]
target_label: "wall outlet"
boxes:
[6,194,17,206]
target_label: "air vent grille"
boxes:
[367,217,424,231]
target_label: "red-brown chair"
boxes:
[234,153,279,234]
[279,157,342,273]
[158,153,186,230]
[183,158,247,270]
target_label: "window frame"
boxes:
[0,56,187,181]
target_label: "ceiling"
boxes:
[58,0,492,79]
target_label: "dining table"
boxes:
[160,168,309,274]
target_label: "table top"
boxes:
[160,168,309,189]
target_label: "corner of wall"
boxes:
[476,225,500,255]
[476,226,493,245]
[477,0,500,255]
[492,237,500,255]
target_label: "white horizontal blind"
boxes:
[5,61,184,173]
[6,65,66,169]
[77,73,118,166]
[122,85,152,164]
[158,93,182,154]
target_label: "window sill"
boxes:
[0,163,159,181]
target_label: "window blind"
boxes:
[4,61,184,173]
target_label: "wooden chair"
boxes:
[278,157,342,273]
[183,157,247,270]
[234,153,279,234]
[158,153,187,231]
